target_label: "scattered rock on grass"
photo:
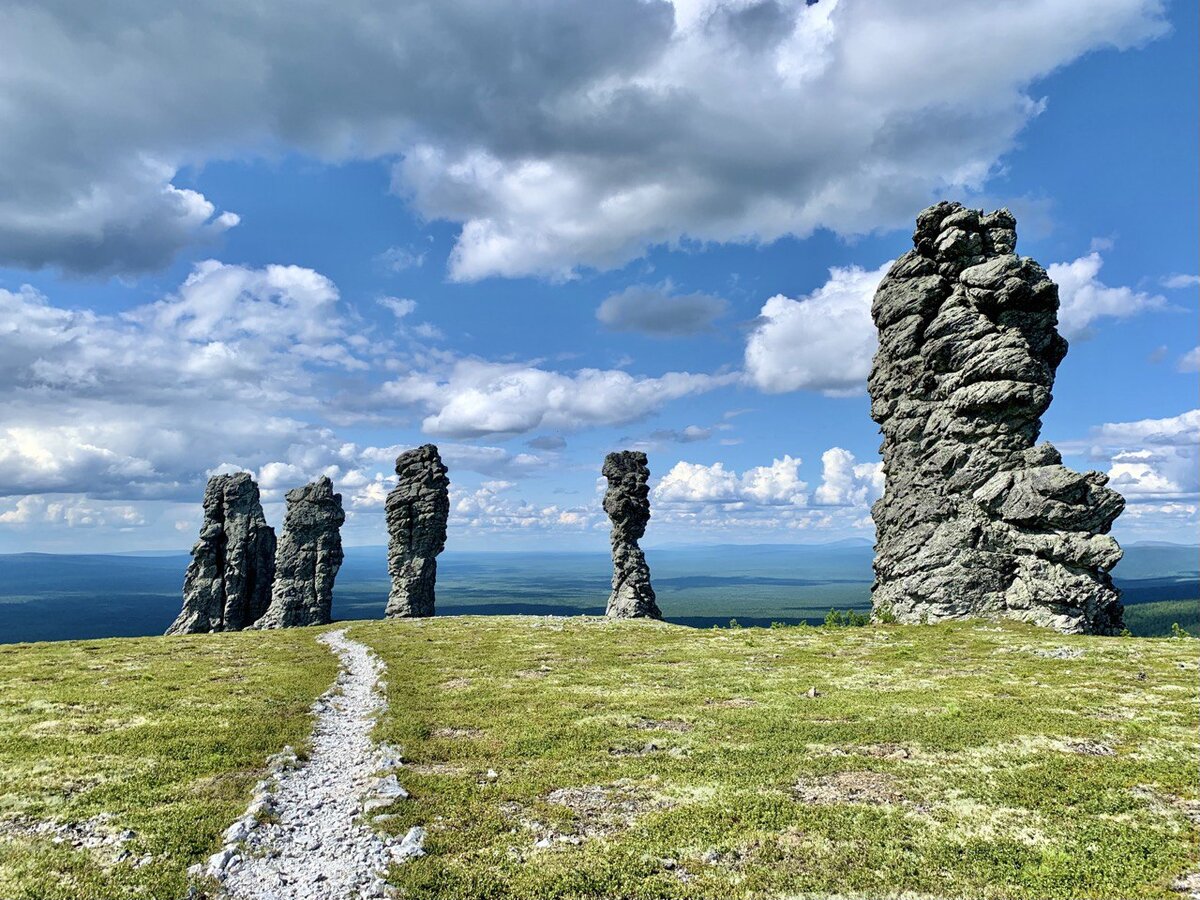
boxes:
[1063,740,1116,757]
[705,697,757,709]
[0,814,137,866]
[391,826,426,863]
[822,743,912,760]
[1034,647,1086,660]
[432,726,482,739]
[543,781,674,841]
[792,771,904,806]
[628,717,693,733]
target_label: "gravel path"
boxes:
[201,629,423,899]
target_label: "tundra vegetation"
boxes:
[0,617,1196,899]
[0,629,337,899]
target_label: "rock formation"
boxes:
[385,444,449,618]
[166,472,277,635]
[868,201,1125,634]
[255,476,345,629]
[602,451,662,619]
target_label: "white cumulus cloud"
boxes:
[1095,412,1199,502]
[0,266,366,500]
[813,447,884,507]
[381,360,736,438]
[1048,252,1166,339]
[655,455,808,506]
[743,246,1171,396]
[744,262,889,395]
[0,495,146,528]
[1161,273,1200,289]
[0,0,1167,275]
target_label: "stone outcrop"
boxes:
[166,472,276,635]
[868,201,1125,634]
[255,476,345,629]
[602,451,662,619]
[385,445,449,618]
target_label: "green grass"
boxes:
[0,630,337,899]
[351,617,1200,900]
[1124,599,1200,637]
[0,617,1196,899]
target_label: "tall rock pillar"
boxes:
[166,472,276,635]
[385,444,449,618]
[603,451,662,619]
[255,476,345,629]
[868,202,1125,634]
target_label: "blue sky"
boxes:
[0,0,1195,552]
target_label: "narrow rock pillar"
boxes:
[385,444,449,618]
[603,451,662,619]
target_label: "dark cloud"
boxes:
[527,435,567,450]
[649,426,714,443]
[596,283,728,336]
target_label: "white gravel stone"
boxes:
[208,847,237,873]
[374,774,410,800]
[222,820,252,845]
[391,827,426,863]
[214,629,422,899]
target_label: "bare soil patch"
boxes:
[544,781,674,840]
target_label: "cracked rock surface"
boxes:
[603,451,661,619]
[869,201,1125,634]
[385,444,449,618]
[211,629,422,899]
[166,473,276,635]
[256,477,345,629]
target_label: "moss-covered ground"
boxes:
[0,630,337,899]
[354,617,1199,900]
[0,617,1196,899]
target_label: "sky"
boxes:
[0,0,1196,553]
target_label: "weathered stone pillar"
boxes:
[602,451,661,619]
[256,476,345,629]
[385,444,449,618]
[869,202,1124,634]
[166,472,276,634]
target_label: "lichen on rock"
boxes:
[385,444,449,618]
[255,476,345,629]
[166,472,276,635]
[602,451,661,619]
[869,201,1125,634]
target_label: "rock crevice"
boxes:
[603,451,661,619]
[256,476,345,629]
[869,202,1125,634]
[166,472,276,635]
[385,444,450,618]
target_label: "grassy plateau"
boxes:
[0,617,1196,899]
